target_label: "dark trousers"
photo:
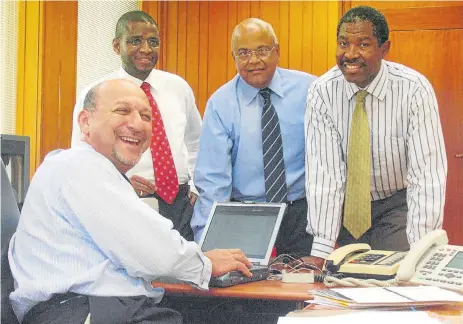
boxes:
[337,189,409,251]
[274,198,313,256]
[148,183,194,241]
[22,293,182,324]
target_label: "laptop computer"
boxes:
[198,202,286,287]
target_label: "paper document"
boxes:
[310,286,463,309]
[385,286,463,302]
[278,311,442,323]
[331,287,410,303]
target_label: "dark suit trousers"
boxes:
[337,188,409,251]
[147,183,194,241]
[22,293,182,324]
[274,198,314,256]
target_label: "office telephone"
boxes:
[324,229,463,291]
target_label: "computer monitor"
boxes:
[1,134,30,207]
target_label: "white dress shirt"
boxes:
[71,68,202,192]
[9,142,211,322]
[305,60,447,258]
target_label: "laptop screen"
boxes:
[199,203,286,262]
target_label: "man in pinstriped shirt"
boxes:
[303,6,447,269]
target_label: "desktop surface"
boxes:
[153,280,325,301]
[153,280,463,324]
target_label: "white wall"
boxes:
[76,0,138,97]
[0,1,18,134]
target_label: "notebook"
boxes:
[199,202,286,287]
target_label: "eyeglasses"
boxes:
[233,45,277,62]
[126,37,160,49]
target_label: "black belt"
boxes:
[231,197,306,205]
[287,197,306,205]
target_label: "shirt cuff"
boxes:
[310,237,336,259]
[188,179,198,196]
[192,254,212,290]
[409,239,417,251]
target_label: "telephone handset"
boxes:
[324,229,463,291]
[396,229,448,281]
[324,243,371,273]
[324,243,406,280]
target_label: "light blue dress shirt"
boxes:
[9,143,211,322]
[192,68,317,241]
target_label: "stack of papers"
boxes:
[309,286,463,309]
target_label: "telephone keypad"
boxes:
[412,245,463,291]
[349,253,386,264]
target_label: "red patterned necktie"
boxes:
[140,82,179,204]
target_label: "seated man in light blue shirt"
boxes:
[192,18,317,257]
[8,79,252,324]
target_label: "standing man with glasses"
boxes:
[71,11,202,240]
[191,18,317,257]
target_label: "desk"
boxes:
[153,280,324,308]
[153,280,463,324]
[153,280,324,324]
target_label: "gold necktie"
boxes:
[343,90,371,239]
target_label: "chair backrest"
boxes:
[1,160,21,323]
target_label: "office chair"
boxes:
[1,160,21,323]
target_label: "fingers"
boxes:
[130,175,156,195]
[235,261,253,278]
[301,256,325,270]
[188,192,198,205]
[205,249,253,278]
[231,250,253,269]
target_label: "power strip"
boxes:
[281,270,314,283]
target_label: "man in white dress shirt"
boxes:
[10,79,251,323]
[71,11,201,240]
[304,6,447,269]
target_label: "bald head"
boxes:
[231,18,280,89]
[231,18,278,52]
[78,79,152,173]
[83,79,149,113]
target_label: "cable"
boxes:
[323,275,400,287]
[269,254,400,287]
[268,254,322,274]
[314,273,327,283]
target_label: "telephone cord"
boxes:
[324,275,400,288]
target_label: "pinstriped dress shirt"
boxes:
[305,60,447,259]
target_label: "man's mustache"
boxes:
[341,59,364,65]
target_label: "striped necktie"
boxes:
[343,90,371,238]
[260,88,287,203]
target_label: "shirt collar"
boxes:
[75,141,131,180]
[344,60,389,101]
[118,67,160,91]
[239,68,284,106]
